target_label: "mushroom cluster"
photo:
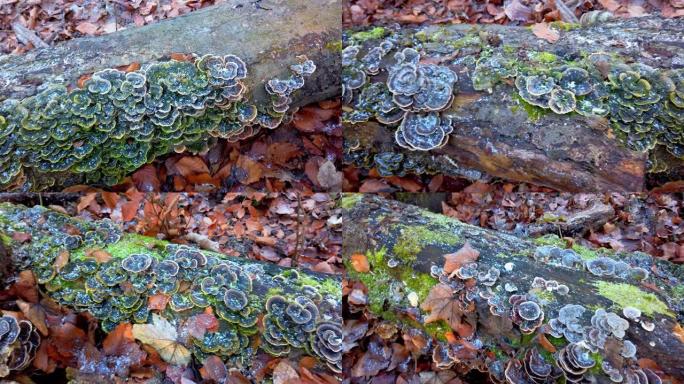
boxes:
[557,342,596,382]
[0,203,341,372]
[547,304,586,343]
[0,316,40,377]
[342,41,459,151]
[503,349,563,384]
[509,295,544,334]
[515,66,602,115]
[0,54,315,190]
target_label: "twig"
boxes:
[293,193,303,268]
[10,22,48,48]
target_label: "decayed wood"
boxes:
[343,194,684,379]
[0,0,341,106]
[345,17,684,192]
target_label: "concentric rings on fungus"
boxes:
[0,203,343,372]
[0,53,316,190]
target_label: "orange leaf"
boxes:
[53,250,69,272]
[101,191,120,210]
[16,300,48,335]
[103,323,133,355]
[673,323,684,344]
[77,73,92,88]
[421,283,476,337]
[124,62,141,72]
[148,294,170,310]
[85,248,112,263]
[169,156,209,177]
[350,254,370,273]
[443,242,480,276]
[538,333,557,353]
[235,155,263,185]
[75,21,98,35]
[531,22,560,43]
[77,192,97,213]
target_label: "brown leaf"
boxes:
[235,155,263,185]
[77,192,98,213]
[16,299,48,335]
[350,254,370,273]
[168,156,209,177]
[200,355,227,382]
[273,360,299,384]
[53,250,69,272]
[538,333,557,353]
[15,270,39,303]
[266,142,301,166]
[101,192,120,210]
[598,0,621,11]
[443,242,479,276]
[132,164,161,192]
[504,0,533,21]
[359,179,392,193]
[184,313,219,340]
[148,294,171,311]
[420,283,475,337]
[75,21,98,35]
[531,22,560,43]
[316,160,342,190]
[85,248,112,263]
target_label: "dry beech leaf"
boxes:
[85,248,112,263]
[531,22,560,43]
[272,360,300,384]
[420,283,475,337]
[350,254,370,273]
[53,250,69,272]
[132,314,191,365]
[443,242,479,276]
[16,299,48,335]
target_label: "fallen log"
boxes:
[0,0,341,191]
[342,194,684,382]
[342,17,684,192]
[0,202,342,377]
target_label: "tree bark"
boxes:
[0,202,342,374]
[0,0,341,106]
[344,17,684,192]
[342,194,684,380]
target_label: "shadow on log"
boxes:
[343,194,684,381]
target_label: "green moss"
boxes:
[532,234,601,260]
[424,321,450,341]
[594,281,674,318]
[512,93,549,121]
[528,51,558,64]
[298,275,341,297]
[391,224,460,264]
[400,269,438,302]
[325,40,343,52]
[351,27,386,42]
[571,244,600,260]
[531,288,555,303]
[0,233,10,246]
[549,21,581,31]
[340,193,363,210]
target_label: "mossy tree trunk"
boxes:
[344,17,684,192]
[342,194,684,380]
[0,202,342,374]
[0,0,341,106]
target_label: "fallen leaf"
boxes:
[200,355,227,382]
[273,360,300,384]
[16,299,48,335]
[184,313,219,340]
[235,155,263,185]
[54,250,70,272]
[75,21,98,35]
[132,164,161,192]
[443,242,479,275]
[420,283,476,337]
[350,254,370,273]
[132,314,191,365]
[85,248,112,263]
[148,294,171,311]
[504,0,533,21]
[531,22,560,43]
[77,192,97,213]
[317,160,342,190]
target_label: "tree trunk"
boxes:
[342,194,684,381]
[0,202,342,374]
[0,0,341,106]
[343,17,684,192]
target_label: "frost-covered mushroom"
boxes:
[395,112,453,151]
[526,75,556,96]
[121,253,153,273]
[559,67,593,96]
[310,321,342,373]
[586,257,616,276]
[548,89,577,114]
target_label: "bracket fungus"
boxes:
[0,316,40,377]
[0,54,316,190]
[0,203,341,373]
[342,39,458,152]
